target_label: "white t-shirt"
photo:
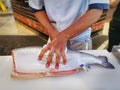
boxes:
[29,0,109,41]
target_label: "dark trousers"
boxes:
[107,20,120,52]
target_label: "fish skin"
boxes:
[44,49,115,71]
[66,50,115,71]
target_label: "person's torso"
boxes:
[43,0,91,41]
[43,0,89,31]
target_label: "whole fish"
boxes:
[11,47,115,79]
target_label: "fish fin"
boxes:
[80,64,90,71]
[87,64,91,69]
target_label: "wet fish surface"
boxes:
[11,47,115,79]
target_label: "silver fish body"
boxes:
[66,50,115,71]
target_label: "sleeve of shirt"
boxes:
[29,0,44,13]
[89,0,109,10]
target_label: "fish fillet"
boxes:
[11,47,114,79]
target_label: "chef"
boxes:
[29,0,109,69]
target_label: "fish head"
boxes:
[98,56,115,69]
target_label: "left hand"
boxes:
[38,32,68,69]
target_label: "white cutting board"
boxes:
[0,50,120,90]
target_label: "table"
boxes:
[0,50,120,90]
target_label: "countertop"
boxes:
[0,50,120,90]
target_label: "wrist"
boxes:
[49,30,59,40]
[60,31,69,42]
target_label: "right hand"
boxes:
[38,32,68,69]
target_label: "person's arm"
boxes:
[61,9,103,40]
[38,9,103,69]
[34,11,58,40]
[29,0,58,40]
[110,0,120,8]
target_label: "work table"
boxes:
[0,50,120,90]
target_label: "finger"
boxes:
[55,52,60,69]
[61,51,67,65]
[46,48,54,68]
[38,46,49,60]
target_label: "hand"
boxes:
[38,32,68,69]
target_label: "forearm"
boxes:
[34,11,58,39]
[110,0,120,8]
[61,9,103,41]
